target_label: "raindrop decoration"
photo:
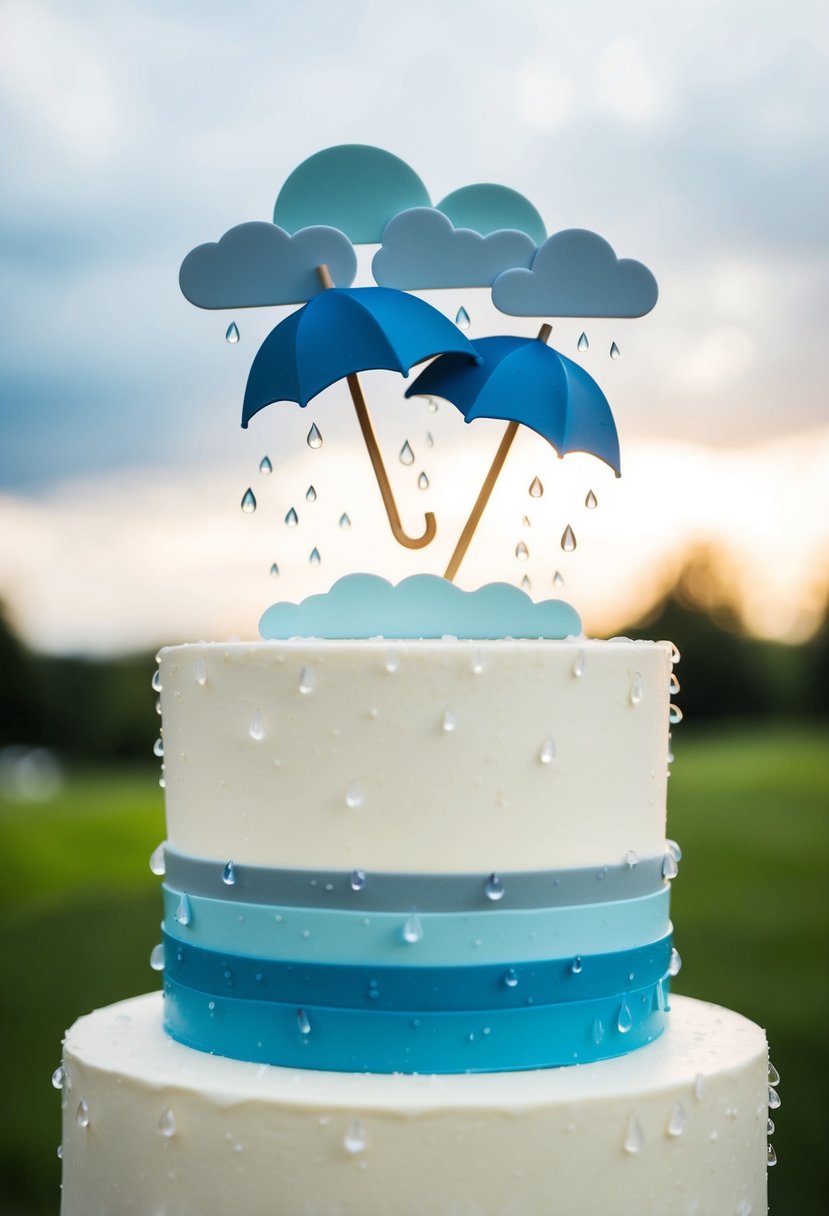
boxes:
[339,513,352,529]
[426,431,435,447]
[241,488,257,514]
[539,735,556,765]
[667,1102,686,1137]
[153,736,164,758]
[577,332,589,353]
[668,947,682,977]
[344,1117,367,1154]
[149,842,166,876]
[515,541,529,561]
[625,850,639,869]
[591,1017,605,1045]
[269,562,280,578]
[670,642,681,665]
[225,322,240,344]
[767,1117,775,1135]
[149,943,165,971]
[309,547,321,567]
[259,456,272,475]
[194,657,207,686]
[553,571,564,589]
[573,649,586,677]
[296,1008,312,1035]
[522,515,531,527]
[768,1086,781,1110]
[151,669,163,693]
[662,851,679,881]
[484,873,505,901]
[51,1066,65,1090]
[585,489,598,509]
[417,472,429,490]
[666,839,683,862]
[767,1143,778,1167]
[617,1001,633,1034]
[441,709,458,733]
[560,525,577,552]
[249,711,265,741]
[520,575,532,591]
[298,665,316,694]
[284,507,299,527]
[528,476,544,498]
[306,424,323,449]
[57,1145,63,1159]
[670,672,681,695]
[623,1115,644,1154]
[503,968,519,988]
[610,341,621,359]
[222,861,237,886]
[403,913,424,943]
[76,1099,90,1130]
[350,869,367,892]
[399,440,415,466]
[570,956,583,975]
[175,893,192,927]
[158,1107,177,1138]
[629,672,644,705]
[345,782,364,809]
[669,704,684,725]
[768,1061,780,1086]
[455,306,471,330]
[305,485,317,502]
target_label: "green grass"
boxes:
[1,727,827,1214]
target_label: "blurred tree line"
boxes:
[1,563,827,760]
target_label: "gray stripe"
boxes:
[163,847,666,912]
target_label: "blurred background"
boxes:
[1,1,827,1213]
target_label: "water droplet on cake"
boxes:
[471,649,485,675]
[149,942,165,971]
[455,306,471,330]
[222,861,237,886]
[767,1143,777,1167]
[307,423,323,449]
[249,711,265,741]
[669,641,681,664]
[667,947,682,978]
[539,735,556,764]
[560,525,577,552]
[269,562,280,578]
[344,1117,366,1154]
[585,489,598,509]
[425,431,434,447]
[504,968,519,989]
[309,547,321,566]
[75,1099,90,1129]
[384,651,399,674]
[571,956,583,975]
[284,507,299,527]
[158,1107,177,1138]
[573,649,586,677]
[623,1115,644,1153]
[402,913,424,944]
[528,476,544,498]
[767,1117,775,1135]
[485,873,505,901]
[296,1008,312,1035]
[667,1102,686,1136]
[515,541,529,561]
[662,851,679,880]
[608,341,621,360]
[51,1066,65,1090]
[629,672,644,705]
[442,709,458,733]
[305,484,317,503]
[767,1086,781,1110]
[577,332,589,353]
[399,440,415,466]
[345,782,364,809]
[617,1001,633,1034]
[153,736,164,758]
[175,893,192,927]
[350,869,366,891]
[625,850,639,869]
[520,575,532,591]
[259,456,272,475]
[694,1073,705,1100]
[298,666,316,694]
[151,669,162,693]
[149,842,166,876]
[241,488,257,514]
[667,839,683,862]
[417,471,429,490]
[56,1144,63,1159]
[669,672,681,695]
[339,513,352,529]
[553,570,564,589]
[768,1061,780,1086]
[194,657,207,686]
[590,1016,605,1045]
[669,704,684,725]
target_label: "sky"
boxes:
[1,0,827,652]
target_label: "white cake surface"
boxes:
[159,638,672,871]
[60,991,768,1216]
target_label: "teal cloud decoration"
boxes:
[259,573,581,640]
[371,208,536,290]
[274,145,431,245]
[492,228,658,318]
[436,184,547,245]
[179,222,357,309]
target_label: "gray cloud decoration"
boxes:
[492,228,658,318]
[179,221,357,309]
[372,208,536,290]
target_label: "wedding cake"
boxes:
[56,146,772,1214]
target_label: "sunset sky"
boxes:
[1,0,827,653]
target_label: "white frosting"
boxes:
[159,639,672,871]
[60,992,768,1216]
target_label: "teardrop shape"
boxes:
[767,1117,775,1135]
[399,440,415,466]
[573,648,586,677]
[617,1001,633,1034]
[194,657,207,686]
[623,1114,644,1153]
[585,489,598,509]
[76,1099,90,1129]
[149,842,166,876]
[610,341,621,359]
[151,669,163,692]
[570,956,583,975]
[298,665,316,694]
[485,873,505,901]
[222,861,237,886]
[667,1101,686,1136]
[515,541,529,561]
[241,488,257,514]
[553,571,564,589]
[667,839,683,862]
[539,735,556,765]
[51,1066,65,1090]
[402,913,423,944]
[591,1016,605,1045]
[259,456,273,475]
[662,851,679,880]
[284,507,299,527]
[269,562,280,578]
[158,1106,177,1138]
[455,306,470,330]
[249,711,265,741]
[560,525,577,552]
[345,782,364,809]
[306,423,323,449]
[344,1116,366,1154]
[670,642,681,664]
[441,709,457,733]
[339,513,351,529]
[175,893,192,927]
[305,485,317,502]
[225,322,240,344]
[309,547,321,567]
[669,672,681,694]
[522,515,531,527]
[149,942,165,971]
[577,332,589,353]
[296,1008,312,1035]
[417,471,429,490]
[520,574,532,591]
[503,968,519,988]
[768,1085,781,1110]
[350,869,366,892]
[669,946,682,977]
[768,1061,780,1086]
[630,672,644,705]
[669,704,684,725]
[528,476,544,498]
[153,736,164,758]
[767,1143,777,1166]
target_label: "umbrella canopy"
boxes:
[405,334,620,476]
[243,286,478,426]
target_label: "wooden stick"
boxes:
[443,323,552,582]
[316,264,436,550]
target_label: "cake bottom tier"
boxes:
[60,992,767,1216]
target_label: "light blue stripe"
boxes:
[163,885,671,966]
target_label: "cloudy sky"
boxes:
[1,0,827,652]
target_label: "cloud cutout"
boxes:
[371,208,536,290]
[179,222,357,309]
[492,228,659,318]
[274,145,431,245]
[259,573,581,640]
[436,184,547,245]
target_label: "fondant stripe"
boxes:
[163,975,670,1073]
[163,930,672,1011]
[162,885,672,966]
[163,846,666,912]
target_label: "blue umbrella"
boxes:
[243,275,478,548]
[405,326,620,577]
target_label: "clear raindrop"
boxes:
[485,873,505,901]
[76,1099,90,1129]
[296,1008,312,1035]
[417,472,429,490]
[194,657,207,686]
[669,704,684,725]
[51,1066,65,1090]
[520,574,532,591]
[591,1016,605,1045]
[577,332,589,353]
[585,490,598,509]
[553,571,564,589]
[662,851,679,880]
[528,476,544,498]
[225,322,240,344]
[149,842,166,876]
[176,893,192,926]
[667,839,683,862]
[299,666,316,694]
[241,488,257,514]
[767,1117,775,1135]
[284,507,299,527]
[768,1061,780,1086]
[560,525,577,552]
[625,850,639,869]
[667,1102,686,1136]
[669,672,681,694]
[455,306,470,330]
[306,485,317,502]
[630,672,644,705]
[767,1143,777,1167]
[339,513,352,529]
[222,861,237,886]
[571,956,583,975]
[350,869,366,891]
[306,424,323,449]
[344,1117,366,1154]
[403,913,424,943]
[249,711,265,741]
[623,1115,644,1154]
[399,440,415,466]
[504,968,519,988]
[259,456,272,475]
[309,547,321,567]
[151,669,162,693]
[610,341,621,359]
[669,947,682,977]
[515,541,529,561]
[345,782,364,809]
[158,1106,177,1138]
[269,562,280,578]
[768,1086,781,1110]
[539,735,556,765]
[617,1001,633,1034]
[153,736,164,758]
[670,642,681,664]
[149,943,165,971]
[573,649,586,677]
